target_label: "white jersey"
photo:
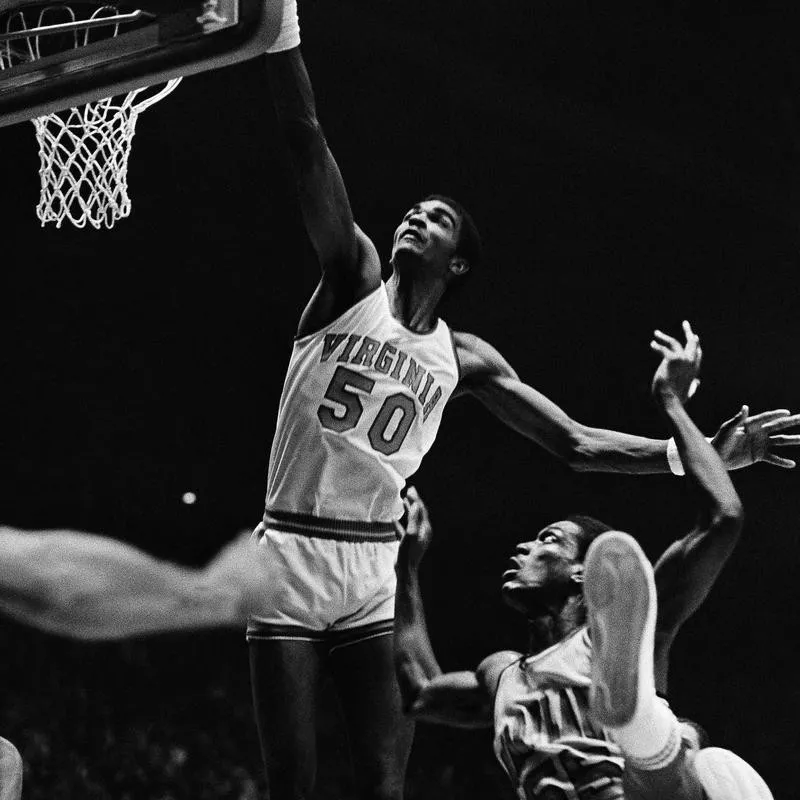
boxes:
[265,284,460,524]
[494,628,625,799]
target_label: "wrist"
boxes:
[654,387,685,409]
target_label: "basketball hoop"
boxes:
[0,3,183,228]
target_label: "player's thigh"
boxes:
[249,639,323,765]
[328,633,414,776]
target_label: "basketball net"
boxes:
[33,80,181,229]
[0,3,182,229]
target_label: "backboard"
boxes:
[0,0,275,127]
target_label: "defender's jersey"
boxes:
[494,628,625,799]
[266,284,460,522]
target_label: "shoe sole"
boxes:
[584,531,654,728]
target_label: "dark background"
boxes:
[2,0,799,796]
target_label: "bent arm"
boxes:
[652,395,744,691]
[453,332,670,474]
[267,48,381,335]
[0,527,243,640]
[394,541,494,728]
[652,394,744,621]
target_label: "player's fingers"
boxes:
[651,341,670,358]
[694,344,702,370]
[718,406,748,435]
[744,409,791,426]
[768,434,800,446]
[683,322,699,359]
[761,413,800,432]
[762,453,796,469]
[653,329,680,351]
[394,520,406,537]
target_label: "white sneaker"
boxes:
[693,748,774,800]
[584,531,657,728]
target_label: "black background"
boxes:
[2,0,799,797]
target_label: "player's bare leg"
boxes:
[249,640,323,800]
[328,634,413,800]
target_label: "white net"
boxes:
[0,3,181,229]
[33,81,181,229]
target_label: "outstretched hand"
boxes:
[650,320,702,404]
[395,486,433,569]
[711,407,800,470]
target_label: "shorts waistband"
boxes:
[263,509,400,543]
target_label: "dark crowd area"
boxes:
[0,624,513,800]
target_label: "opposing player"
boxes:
[254,1,800,798]
[393,327,773,798]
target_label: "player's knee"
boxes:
[0,737,24,800]
[692,747,774,800]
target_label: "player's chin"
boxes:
[392,241,426,263]
[500,582,523,610]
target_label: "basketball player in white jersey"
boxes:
[394,326,773,799]
[256,2,800,798]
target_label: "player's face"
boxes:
[390,199,462,274]
[501,521,583,613]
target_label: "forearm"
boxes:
[394,552,442,709]
[470,376,670,474]
[660,394,742,520]
[0,528,242,640]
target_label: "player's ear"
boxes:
[448,257,469,277]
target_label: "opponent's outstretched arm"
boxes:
[452,329,799,475]
[265,1,381,336]
[0,527,264,640]
[647,324,745,694]
[393,488,514,729]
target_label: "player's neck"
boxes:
[525,596,585,654]
[386,271,442,334]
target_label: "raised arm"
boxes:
[393,488,514,728]
[648,323,744,693]
[0,526,266,640]
[265,2,381,336]
[452,330,799,475]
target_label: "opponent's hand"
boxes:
[651,320,702,404]
[395,487,433,570]
[711,407,800,470]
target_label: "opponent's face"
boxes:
[390,199,462,274]
[501,521,584,614]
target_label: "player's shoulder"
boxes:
[476,649,522,696]
[451,330,517,382]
